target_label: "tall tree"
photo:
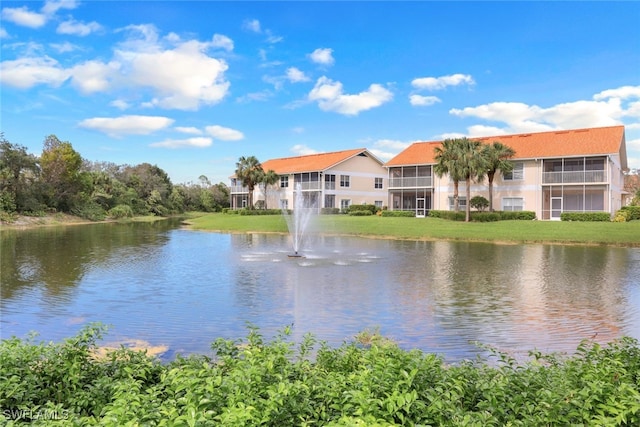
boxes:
[434,138,465,213]
[0,134,40,212]
[457,138,487,222]
[260,169,279,209]
[481,142,516,212]
[235,156,264,209]
[39,135,83,212]
[434,137,486,222]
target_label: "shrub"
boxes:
[498,210,536,220]
[619,206,640,221]
[238,209,282,216]
[561,212,611,222]
[381,210,415,217]
[470,196,489,212]
[320,207,340,215]
[428,210,465,221]
[108,204,134,219]
[348,210,373,216]
[348,204,377,215]
[471,212,500,222]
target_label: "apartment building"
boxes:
[385,125,628,219]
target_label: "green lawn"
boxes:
[185,213,640,247]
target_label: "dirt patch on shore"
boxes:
[0,213,102,229]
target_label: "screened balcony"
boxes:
[388,166,433,189]
[542,157,606,184]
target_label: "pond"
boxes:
[1,219,639,362]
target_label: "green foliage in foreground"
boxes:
[1,324,640,426]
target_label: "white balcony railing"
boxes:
[295,181,322,191]
[230,185,249,194]
[542,170,605,184]
[388,176,432,188]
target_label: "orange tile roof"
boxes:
[261,148,376,174]
[385,125,626,167]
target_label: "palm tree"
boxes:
[235,156,264,209]
[434,138,465,213]
[457,138,487,222]
[260,169,279,209]
[481,142,516,212]
[434,138,486,222]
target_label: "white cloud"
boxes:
[309,48,334,66]
[69,60,119,94]
[291,126,304,134]
[204,125,244,141]
[409,94,441,107]
[1,6,47,28]
[0,28,10,39]
[308,76,393,116]
[212,34,233,51]
[175,126,203,135]
[0,56,69,88]
[286,67,310,83]
[57,18,102,36]
[370,139,413,162]
[291,144,318,156]
[150,137,212,148]
[78,115,174,137]
[594,86,640,101]
[243,19,261,33]
[50,41,79,53]
[41,0,79,16]
[412,73,475,91]
[109,99,131,110]
[118,40,230,110]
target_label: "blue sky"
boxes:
[1,1,639,184]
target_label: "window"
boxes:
[374,200,383,209]
[280,199,288,210]
[448,196,467,211]
[280,176,289,188]
[374,177,383,189]
[325,174,336,190]
[340,175,350,188]
[503,162,524,180]
[340,199,351,211]
[502,197,524,211]
[324,194,335,208]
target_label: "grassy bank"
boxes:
[1,324,638,426]
[185,213,640,247]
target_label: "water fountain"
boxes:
[282,182,317,257]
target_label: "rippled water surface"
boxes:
[2,220,639,362]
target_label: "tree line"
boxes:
[0,133,230,221]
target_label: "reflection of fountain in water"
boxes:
[282,182,317,257]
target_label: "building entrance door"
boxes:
[551,197,562,220]
[416,198,426,217]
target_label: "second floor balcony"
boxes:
[389,176,432,188]
[542,170,606,184]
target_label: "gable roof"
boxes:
[385,125,627,168]
[261,148,381,174]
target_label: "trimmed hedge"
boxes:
[348,210,373,216]
[429,210,536,221]
[237,209,283,216]
[348,204,378,215]
[320,207,341,215]
[561,212,611,222]
[381,210,415,217]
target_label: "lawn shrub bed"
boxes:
[237,209,283,216]
[619,206,640,221]
[381,210,415,217]
[2,324,639,426]
[429,210,536,221]
[561,212,612,222]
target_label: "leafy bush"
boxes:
[471,212,500,222]
[619,206,640,221]
[238,209,282,216]
[348,204,377,215]
[107,204,134,219]
[381,210,415,217]
[71,200,107,221]
[428,210,465,221]
[349,210,373,216]
[1,325,639,426]
[561,212,611,222]
[320,207,340,215]
[470,195,489,211]
[498,210,536,220]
